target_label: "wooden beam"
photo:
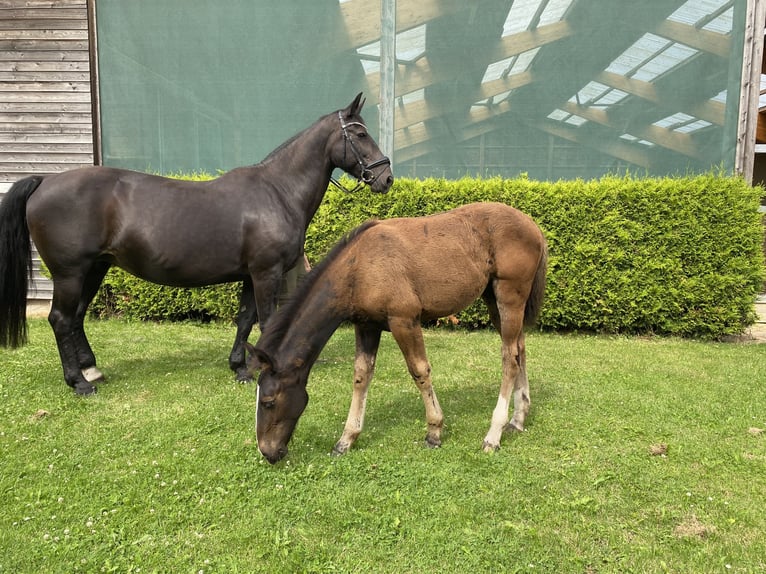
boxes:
[535,121,653,168]
[596,70,725,125]
[340,0,464,50]
[757,110,766,143]
[366,22,569,104]
[488,21,573,61]
[655,19,730,58]
[735,0,766,179]
[562,101,704,159]
[394,100,512,153]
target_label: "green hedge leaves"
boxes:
[91,174,765,339]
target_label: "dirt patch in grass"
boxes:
[673,515,716,539]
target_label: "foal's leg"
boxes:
[333,324,382,455]
[73,261,110,383]
[229,279,257,381]
[48,274,97,395]
[482,288,528,452]
[482,289,530,433]
[389,317,444,447]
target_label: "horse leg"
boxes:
[232,269,281,379]
[252,269,282,331]
[73,261,110,383]
[48,274,97,395]
[229,279,258,381]
[389,317,444,448]
[482,284,528,452]
[333,324,382,455]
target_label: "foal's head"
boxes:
[330,92,393,194]
[248,347,309,464]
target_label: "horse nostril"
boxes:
[386,175,393,186]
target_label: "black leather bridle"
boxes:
[330,111,391,193]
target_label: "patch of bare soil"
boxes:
[673,515,716,539]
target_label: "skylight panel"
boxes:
[547,109,569,121]
[653,112,711,133]
[632,43,698,82]
[570,81,610,105]
[355,25,425,75]
[668,0,730,27]
[594,89,628,107]
[654,112,695,129]
[606,34,670,76]
[569,82,629,111]
[481,48,539,85]
[396,25,425,61]
[400,89,424,105]
[702,7,733,34]
[356,41,381,75]
[538,0,574,26]
[674,119,712,133]
[712,89,727,104]
[547,109,587,127]
[620,134,654,147]
[607,34,698,82]
[482,57,514,83]
[502,0,543,36]
[509,48,539,74]
[565,115,587,126]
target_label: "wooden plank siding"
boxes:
[0,0,95,301]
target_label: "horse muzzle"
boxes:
[260,444,288,465]
[365,158,393,194]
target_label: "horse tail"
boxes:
[0,175,45,348]
[524,237,548,327]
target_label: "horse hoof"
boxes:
[425,435,442,449]
[235,369,253,383]
[482,440,499,453]
[331,442,348,456]
[81,366,105,383]
[504,421,524,433]
[74,381,97,396]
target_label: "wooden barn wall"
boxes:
[0,0,95,301]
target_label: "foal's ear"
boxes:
[246,343,274,372]
[347,92,365,116]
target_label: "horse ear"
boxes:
[347,92,365,116]
[246,343,274,372]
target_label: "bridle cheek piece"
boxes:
[330,111,391,193]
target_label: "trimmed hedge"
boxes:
[91,174,765,339]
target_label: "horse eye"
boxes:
[260,397,276,409]
[357,132,367,138]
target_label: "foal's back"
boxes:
[343,202,545,322]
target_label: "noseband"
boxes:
[330,111,391,193]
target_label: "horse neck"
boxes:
[263,118,336,225]
[268,270,351,377]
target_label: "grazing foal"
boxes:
[249,202,547,463]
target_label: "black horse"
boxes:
[0,93,393,395]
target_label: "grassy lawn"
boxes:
[1,318,765,573]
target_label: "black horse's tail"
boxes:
[524,238,548,327]
[0,175,45,347]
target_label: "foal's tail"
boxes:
[524,239,548,327]
[0,175,45,347]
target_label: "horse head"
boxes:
[248,346,308,464]
[331,92,394,194]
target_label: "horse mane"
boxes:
[257,219,379,349]
[258,109,337,166]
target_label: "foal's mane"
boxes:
[258,219,379,347]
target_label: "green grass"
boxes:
[1,319,765,573]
